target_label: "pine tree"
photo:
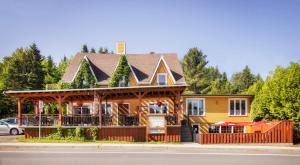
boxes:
[81,44,89,53]
[230,65,257,93]
[98,47,104,53]
[90,48,96,53]
[104,48,108,54]
[42,56,59,84]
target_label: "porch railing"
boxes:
[118,114,139,126]
[21,114,59,126]
[21,113,178,127]
[62,115,100,126]
[166,114,177,125]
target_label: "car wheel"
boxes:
[10,128,19,135]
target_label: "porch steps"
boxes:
[181,125,193,142]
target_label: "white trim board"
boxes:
[149,56,176,84]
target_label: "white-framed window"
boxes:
[157,73,167,85]
[208,125,220,133]
[148,103,168,114]
[229,99,247,116]
[118,76,127,87]
[101,103,112,116]
[186,98,205,116]
[233,126,244,133]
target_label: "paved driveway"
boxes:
[0,134,23,143]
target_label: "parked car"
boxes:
[1,117,18,124]
[0,119,23,135]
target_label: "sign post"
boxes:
[38,100,44,141]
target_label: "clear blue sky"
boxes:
[0,0,299,78]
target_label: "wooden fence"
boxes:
[199,120,293,144]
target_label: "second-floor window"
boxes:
[101,103,112,116]
[149,103,168,114]
[119,76,127,87]
[229,99,247,116]
[157,73,167,85]
[187,99,205,116]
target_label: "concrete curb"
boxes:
[0,143,299,152]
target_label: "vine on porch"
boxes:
[109,54,131,87]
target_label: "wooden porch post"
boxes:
[176,91,181,125]
[98,94,102,127]
[57,96,62,127]
[17,97,22,127]
[137,92,142,126]
[35,99,39,115]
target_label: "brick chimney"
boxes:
[116,41,126,55]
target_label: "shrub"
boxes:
[46,127,63,140]
[90,127,98,141]
[75,127,85,141]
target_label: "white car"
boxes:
[0,119,24,135]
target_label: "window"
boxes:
[187,99,205,116]
[221,126,231,133]
[118,76,127,87]
[101,103,112,116]
[208,125,220,133]
[233,126,244,133]
[229,99,247,116]
[149,103,168,114]
[157,73,167,85]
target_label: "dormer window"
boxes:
[118,76,127,87]
[157,73,167,85]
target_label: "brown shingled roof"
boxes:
[62,53,185,85]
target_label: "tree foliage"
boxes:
[209,72,232,94]
[230,66,260,94]
[251,62,300,121]
[109,55,130,87]
[1,44,44,90]
[71,59,96,88]
[90,48,96,53]
[81,44,89,53]
[0,44,45,117]
[182,48,223,94]
[42,56,59,84]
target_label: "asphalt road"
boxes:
[0,151,299,165]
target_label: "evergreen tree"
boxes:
[57,56,70,79]
[42,56,59,84]
[209,72,231,94]
[81,44,89,53]
[90,48,96,53]
[98,47,104,53]
[182,48,222,94]
[1,44,45,90]
[230,65,257,93]
[104,48,108,54]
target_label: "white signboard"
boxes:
[148,115,166,134]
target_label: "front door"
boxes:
[118,103,130,125]
[192,124,200,142]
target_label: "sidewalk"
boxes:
[1,142,299,153]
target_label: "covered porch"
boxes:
[5,85,186,142]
